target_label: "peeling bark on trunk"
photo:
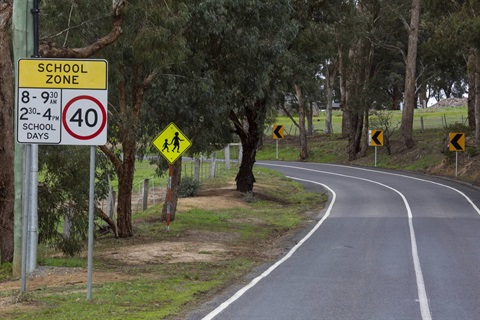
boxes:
[360,108,369,157]
[337,43,348,139]
[307,101,314,136]
[162,158,182,222]
[0,1,14,263]
[99,67,157,238]
[325,60,336,134]
[295,84,308,161]
[475,52,480,146]
[468,50,476,129]
[400,0,420,149]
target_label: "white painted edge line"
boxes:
[257,163,432,320]
[201,179,336,320]
[316,163,480,216]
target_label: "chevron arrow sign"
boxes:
[449,133,465,152]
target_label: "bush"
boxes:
[179,177,200,197]
[244,191,256,203]
[56,235,85,257]
[444,122,471,134]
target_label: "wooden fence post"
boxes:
[142,178,149,211]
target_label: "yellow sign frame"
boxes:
[152,122,192,164]
[449,132,465,152]
[273,125,284,140]
[369,130,384,147]
[18,59,107,89]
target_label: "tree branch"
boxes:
[229,109,247,140]
[99,145,122,174]
[39,0,126,58]
[96,207,118,237]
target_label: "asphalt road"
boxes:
[193,161,480,320]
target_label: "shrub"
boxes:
[244,191,256,203]
[179,177,200,197]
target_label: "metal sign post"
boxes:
[16,58,108,300]
[449,132,465,178]
[86,146,96,299]
[455,151,458,177]
[369,129,384,167]
[272,125,284,160]
[276,140,279,160]
[166,164,173,231]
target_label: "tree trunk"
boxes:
[0,2,15,263]
[475,51,480,146]
[307,101,314,136]
[116,139,135,237]
[325,60,336,134]
[392,84,400,110]
[400,0,420,149]
[467,50,476,129]
[295,84,308,161]
[100,67,156,238]
[360,108,369,157]
[229,101,264,193]
[96,207,118,237]
[162,158,182,222]
[337,43,348,139]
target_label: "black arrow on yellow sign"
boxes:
[273,125,284,139]
[370,130,384,146]
[449,133,465,151]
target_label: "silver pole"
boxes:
[27,144,38,273]
[375,146,377,167]
[87,146,96,299]
[276,140,278,160]
[455,151,458,177]
[20,145,31,292]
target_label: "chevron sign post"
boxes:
[449,132,465,177]
[369,130,384,167]
[273,125,284,159]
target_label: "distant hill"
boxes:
[429,97,467,108]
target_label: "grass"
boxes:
[1,167,324,320]
[272,106,468,136]
[2,106,474,318]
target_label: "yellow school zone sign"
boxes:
[18,59,107,89]
[152,122,192,164]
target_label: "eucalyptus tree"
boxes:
[0,0,126,264]
[139,65,234,222]
[334,0,379,160]
[0,0,14,264]
[399,0,421,149]
[424,0,480,142]
[187,0,298,192]
[278,0,333,161]
[97,1,190,237]
[32,0,188,238]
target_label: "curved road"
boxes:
[194,161,480,320]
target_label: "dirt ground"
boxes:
[0,186,275,314]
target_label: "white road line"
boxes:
[258,163,432,320]
[201,180,336,320]
[314,163,480,216]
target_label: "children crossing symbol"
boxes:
[152,122,192,164]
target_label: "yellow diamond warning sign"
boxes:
[152,122,192,164]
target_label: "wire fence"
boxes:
[100,143,243,215]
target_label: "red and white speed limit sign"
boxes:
[17,59,108,146]
[61,90,108,145]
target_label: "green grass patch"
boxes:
[2,166,324,320]
[0,263,12,282]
